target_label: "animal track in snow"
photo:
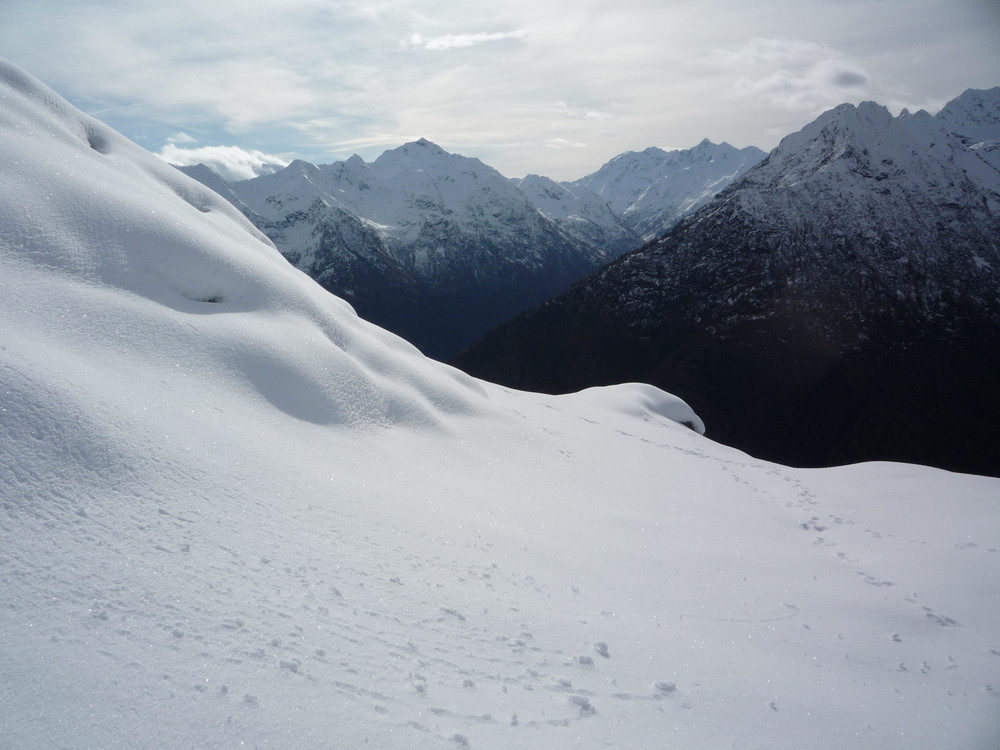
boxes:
[924,609,959,627]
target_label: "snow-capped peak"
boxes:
[372,137,466,173]
[567,139,766,239]
[743,87,1000,200]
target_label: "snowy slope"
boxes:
[2,58,1000,750]
[568,140,766,240]
[511,174,641,257]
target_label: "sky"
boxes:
[3,0,999,180]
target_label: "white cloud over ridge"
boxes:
[709,38,877,114]
[157,143,290,182]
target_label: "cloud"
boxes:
[708,38,876,113]
[156,144,290,182]
[3,0,995,179]
[832,70,868,88]
[546,138,587,149]
[402,30,528,51]
[553,101,615,122]
[166,132,198,145]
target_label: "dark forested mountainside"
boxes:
[454,89,1000,476]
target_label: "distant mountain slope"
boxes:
[511,174,641,257]
[454,89,1000,476]
[181,139,764,359]
[200,140,607,359]
[567,140,766,241]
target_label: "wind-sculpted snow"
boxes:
[2,60,1000,750]
[555,383,706,435]
[0,60,491,434]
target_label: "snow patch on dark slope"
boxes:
[454,89,1000,477]
[3,59,1000,750]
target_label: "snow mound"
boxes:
[0,59,491,437]
[558,383,706,434]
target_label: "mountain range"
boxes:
[563,139,766,241]
[181,139,762,359]
[454,87,1000,477]
[4,58,1000,750]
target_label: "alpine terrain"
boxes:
[3,59,1000,750]
[512,140,764,252]
[180,140,762,360]
[565,139,766,241]
[454,89,1000,477]
[180,141,607,360]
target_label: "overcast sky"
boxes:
[3,0,998,180]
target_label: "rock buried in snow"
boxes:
[569,695,596,716]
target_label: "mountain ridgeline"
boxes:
[454,88,1000,477]
[181,139,762,359]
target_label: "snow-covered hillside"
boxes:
[511,174,641,257]
[2,59,1000,750]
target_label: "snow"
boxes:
[2,58,1000,750]
[511,174,639,256]
[569,140,766,240]
[231,139,556,251]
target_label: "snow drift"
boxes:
[1,59,999,750]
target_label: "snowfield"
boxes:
[1,59,999,749]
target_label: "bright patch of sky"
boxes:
[2,0,997,179]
